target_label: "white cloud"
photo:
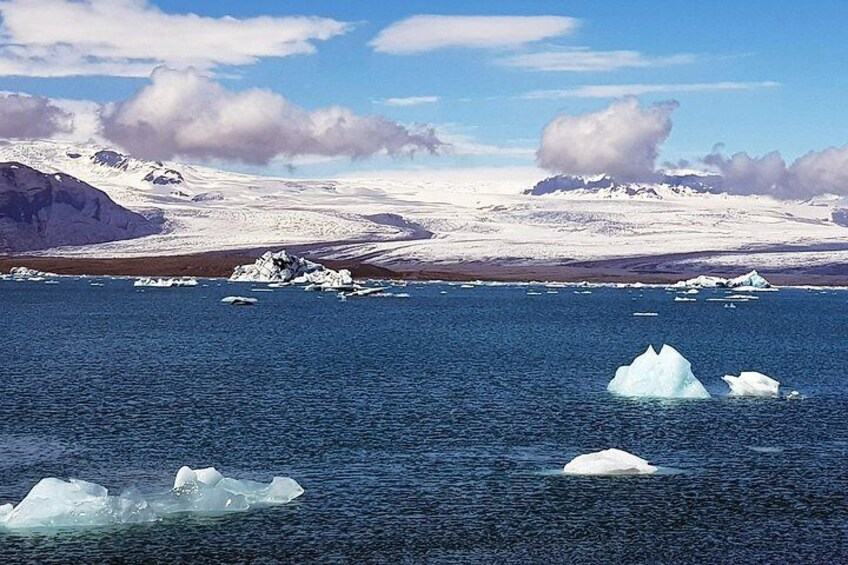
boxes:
[524,81,780,99]
[0,92,72,138]
[0,0,350,77]
[705,146,848,198]
[378,96,440,107]
[370,15,577,54]
[537,97,677,181]
[498,48,694,72]
[99,67,444,164]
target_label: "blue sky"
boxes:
[1,0,847,179]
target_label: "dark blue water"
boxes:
[1,278,847,563]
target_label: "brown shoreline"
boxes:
[2,245,848,286]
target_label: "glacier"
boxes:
[607,345,711,399]
[0,467,304,531]
[563,448,657,476]
[722,371,780,397]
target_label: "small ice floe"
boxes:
[439,291,448,295]
[632,312,658,317]
[785,390,803,400]
[574,290,592,295]
[527,291,543,296]
[724,303,736,309]
[722,371,780,397]
[8,266,58,280]
[681,289,699,295]
[0,466,303,531]
[563,448,657,476]
[726,294,759,300]
[250,288,274,293]
[221,296,258,306]
[608,345,711,399]
[134,277,198,288]
[747,446,784,454]
[460,284,475,289]
[342,287,388,298]
[674,297,696,302]
[546,290,559,294]
[89,282,104,287]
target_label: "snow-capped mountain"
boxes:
[1,139,847,273]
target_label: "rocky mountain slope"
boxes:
[0,161,160,252]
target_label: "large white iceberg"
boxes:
[563,448,657,476]
[0,466,304,531]
[722,371,780,397]
[607,345,711,399]
[230,249,353,290]
[671,270,772,290]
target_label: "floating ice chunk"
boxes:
[608,345,711,399]
[632,312,658,317]
[230,249,353,290]
[148,481,250,515]
[726,270,771,289]
[722,371,780,397]
[216,477,304,505]
[671,270,772,290]
[134,277,198,288]
[221,296,258,306]
[785,390,802,400]
[563,448,657,476]
[1,478,156,530]
[674,297,696,302]
[173,465,224,489]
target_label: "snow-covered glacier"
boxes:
[607,345,711,399]
[0,466,304,531]
[563,448,657,476]
[722,371,780,397]
[230,250,353,290]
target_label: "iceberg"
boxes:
[221,296,258,306]
[0,478,157,530]
[607,345,711,399]
[134,277,198,288]
[563,448,657,476]
[670,270,772,290]
[0,467,304,531]
[7,266,58,280]
[230,249,353,290]
[722,372,780,397]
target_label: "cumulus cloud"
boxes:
[704,146,848,197]
[0,92,73,138]
[498,48,693,72]
[0,0,349,77]
[523,81,780,99]
[370,15,576,54]
[537,97,677,181]
[100,67,444,164]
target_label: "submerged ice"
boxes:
[722,371,780,397]
[608,345,711,399]
[563,448,657,476]
[0,466,304,531]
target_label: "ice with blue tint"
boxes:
[0,467,304,531]
[607,345,711,399]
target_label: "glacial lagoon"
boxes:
[1,278,846,562]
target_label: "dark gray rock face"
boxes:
[0,162,160,252]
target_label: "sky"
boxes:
[0,0,847,191]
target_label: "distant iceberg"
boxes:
[134,277,198,288]
[722,371,780,397]
[671,270,772,290]
[221,296,258,306]
[608,345,711,399]
[5,266,58,281]
[0,467,303,531]
[230,249,354,291]
[563,448,657,476]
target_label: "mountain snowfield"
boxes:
[2,139,847,271]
